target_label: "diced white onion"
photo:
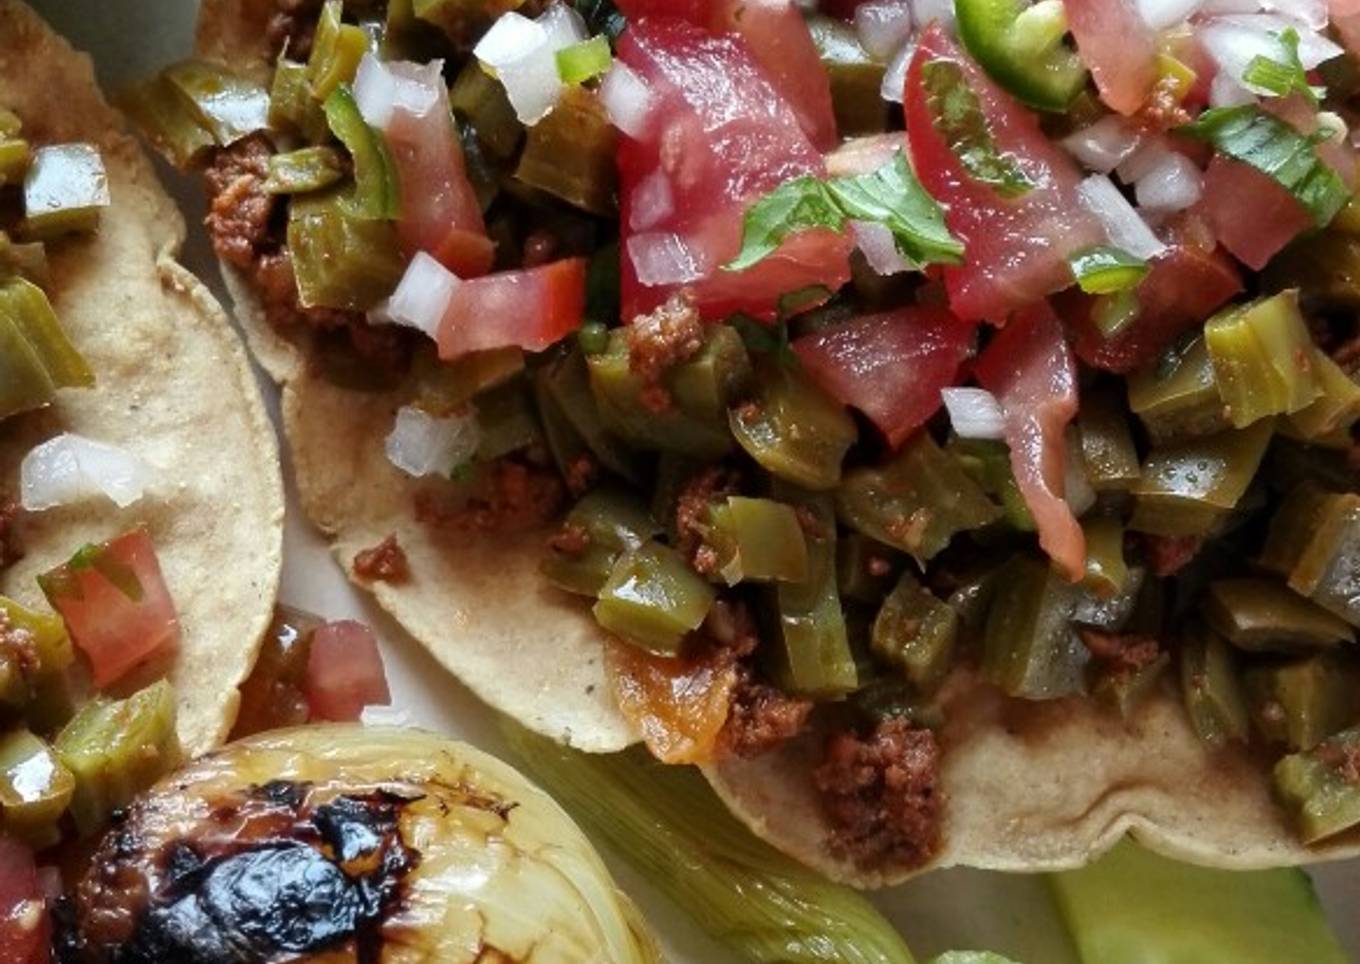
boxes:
[910,0,957,31]
[373,251,458,339]
[880,41,915,104]
[473,8,584,124]
[1199,16,1342,91]
[385,406,481,479]
[1209,71,1258,107]
[1076,174,1168,261]
[1135,0,1203,30]
[627,231,708,285]
[855,0,915,61]
[1135,152,1204,212]
[20,433,150,511]
[941,387,1006,440]
[361,704,416,727]
[474,12,546,69]
[353,54,442,128]
[1062,116,1143,174]
[1116,136,1171,183]
[600,62,653,138]
[852,220,911,275]
[1063,427,1097,517]
[536,1,588,50]
[1263,0,1326,30]
[629,169,675,231]
[498,49,564,125]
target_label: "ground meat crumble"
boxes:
[353,534,410,583]
[627,292,703,413]
[0,607,38,679]
[720,678,814,758]
[415,458,564,533]
[202,137,406,370]
[1316,740,1360,784]
[674,465,738,577]
[701,600,814,758]
[813,718,942,871]
[1078,629,1162,674]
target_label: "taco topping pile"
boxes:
[136,0,1360,873]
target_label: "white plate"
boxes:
[32,1,1360,959]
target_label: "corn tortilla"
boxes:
[0,1,285,755]
[194,0,1360,882]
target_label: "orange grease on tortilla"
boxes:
[605,640,736,765]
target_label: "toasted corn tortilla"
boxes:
[707,674,1360,886]
[0,2,284,756]
[197,0,635,753]
[196,0,1359,881]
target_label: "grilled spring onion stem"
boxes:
[503,719,919,964]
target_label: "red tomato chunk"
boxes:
[304,619,391,722]
[616,17,851,323]
[38,529,180,690]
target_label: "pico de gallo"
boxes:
[135,0,1360,874]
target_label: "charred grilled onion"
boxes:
[57,724,659,963]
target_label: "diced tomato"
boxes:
[0,839,46,964]
[38,529,180,690]
[604,639,737,764]
[1062,0,1157,116]
[381,67,493,278]
[794,306,975,448]
[616,0,838,149]
[616,18,851,323]
[974,305,1085,582]
[1200,156,1312,271]
[904,24,1104,323]
[303,620,391,722]
[436,258,586,360]
[1064,216,1242,373]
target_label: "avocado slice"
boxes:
[1049,839,1347,964]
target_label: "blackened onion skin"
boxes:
[61,782,417,963]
